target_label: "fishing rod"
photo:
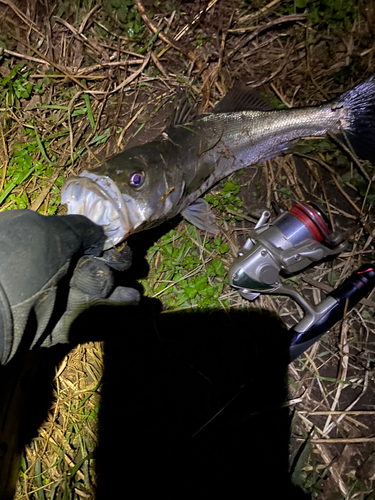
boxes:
[227,198,375,360]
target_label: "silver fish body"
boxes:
[61,75,375,249]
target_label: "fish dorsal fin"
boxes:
[212,86,275,113]
[166,90,199,128]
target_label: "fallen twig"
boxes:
[134,0,204,70]
[238,0,283,24]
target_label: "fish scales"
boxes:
[167,104,349,187]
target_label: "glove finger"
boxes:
[97,243,133,272]
[108,286,140,305]
[70,256,114,298]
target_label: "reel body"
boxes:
[228,201,347,308]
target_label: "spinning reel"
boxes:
[228,199,346,305]
[228,199,375,360]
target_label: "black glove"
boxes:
[0,210,140,364]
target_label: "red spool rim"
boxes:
[290,202,330,242]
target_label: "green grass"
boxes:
[141,224,230,310]
[0,62,43,107]
[205,178,244,222]
[0,66,114,213]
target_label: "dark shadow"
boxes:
[125,216,184,282]
[0,299,310,499]
[71,301,309,500]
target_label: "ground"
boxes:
[0,0,375,499]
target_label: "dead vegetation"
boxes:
[0,0,375,498]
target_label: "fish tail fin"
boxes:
[336,74,375,164]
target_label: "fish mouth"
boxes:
[61,171,144,249]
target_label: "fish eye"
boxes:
[129,172,145,189]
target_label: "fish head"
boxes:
[61,151,185,249]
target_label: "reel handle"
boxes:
[289,264,375,361]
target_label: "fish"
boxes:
[61,74,375,250]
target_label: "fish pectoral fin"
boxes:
[181,199,220,234]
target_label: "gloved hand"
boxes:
[0,210,140,364]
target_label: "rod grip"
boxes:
[289,264,375,361]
